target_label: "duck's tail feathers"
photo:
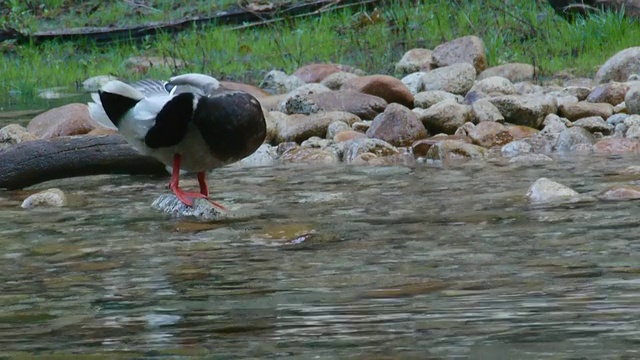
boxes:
[88,80,145,129]
[88,93,118,130]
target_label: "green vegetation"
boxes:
[1,0,640,110]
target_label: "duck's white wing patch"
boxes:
[119,95,173,141]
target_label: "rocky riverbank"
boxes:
[4,35,640,211]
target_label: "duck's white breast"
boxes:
[144,124,227,172]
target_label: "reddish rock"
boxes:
[294,91,388,120]
[334,130,366,143]
[258,94,288,111]
[463,121,514,148]
[505,125,539,140]
[342,75,414,108]
[220,81,270,99]
[366,103,427,147]
[586,82,629,106]
[593,138,640,154]
[87,128,119,136]
[28,103,99,139]
[293,63,360,83]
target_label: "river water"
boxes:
[1,153,640,359]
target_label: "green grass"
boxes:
[1,0,640,111]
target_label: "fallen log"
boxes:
[0,0,381,45]
[0,135,167,190]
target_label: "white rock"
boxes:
[237,144,278,167]
[260,70,306,94]
[401,72,427,95]
[526,178,581,204]
[501,140,532,157]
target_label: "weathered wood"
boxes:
[547,0,640,21]
[0,0,381,45]
[0,135,167,190]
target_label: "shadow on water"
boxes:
[1,150,640,358]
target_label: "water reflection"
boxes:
[1,155,640,358]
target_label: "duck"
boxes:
[88,73,267,209]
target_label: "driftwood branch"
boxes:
[0,135,167,190]
[228,0,378,31]
[547,0,640,21]
[0,0,381,45]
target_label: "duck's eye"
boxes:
[165,83,175,93]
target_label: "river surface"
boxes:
[1,153,640,359]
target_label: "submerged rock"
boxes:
[151,195,227,220]
[598,186,640,201]
[526,178,585,204]
[281,147,339,164]
[501,140,532,157]
[508,153,553,165]
[21,188,67,208]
